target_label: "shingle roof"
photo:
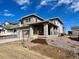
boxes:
[19,14,44,21]
[49,17,63,24]
[2,20,17,25]
[3,25,18,30]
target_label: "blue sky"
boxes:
[0,0,79,32]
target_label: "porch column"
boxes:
[50,27,54,35]
[54,28,58,35]
[19,29,23,40]
[57,27,59,34]
[44,23,48,37]
[29,26,33,37]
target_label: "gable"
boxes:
[20,14,44,22]
[49,18,63,24]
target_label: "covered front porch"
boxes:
[29,21,58,38]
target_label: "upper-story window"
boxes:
[21,21,23,24]
[25,18,30,22]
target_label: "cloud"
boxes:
[0,10,15,17]
[20,5,27,10]
[14,0,79,12]
[36,0,56,10]
[51,0,73,10]
[50,0,79,12]
[40,0,47,6]
[70,2,79,12]
[36,0,73,11]
[15,0,30,5]
[36,0,47,10]
[58,0,73,4]
[40,0,56,6]
[4,10,10,13]
[15,0,31,10]
[3,13,14,17]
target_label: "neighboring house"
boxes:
[0,21,18,36]
[71,26,79,36]
[0,25,5,34]
[19,14,64,39]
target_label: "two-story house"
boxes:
[19,14,64,39]
[0,21,18,36]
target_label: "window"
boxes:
[25,18,30,22]
[21,21,23,24]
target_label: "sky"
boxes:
[0,0,79,32]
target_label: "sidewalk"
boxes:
[0,38,20,44]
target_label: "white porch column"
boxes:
[29,26,33,37]
[19,29,23,40]
[50,27,54,35]
[44,23,48,37]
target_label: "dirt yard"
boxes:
[0,41,52,59]
[0,39,79,59]
[30,39,79,59]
